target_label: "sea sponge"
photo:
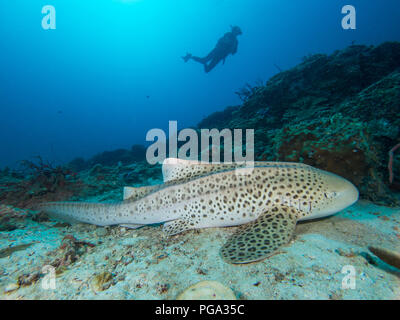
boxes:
[176,281,236,300]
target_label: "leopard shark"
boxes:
[36,158,359,264]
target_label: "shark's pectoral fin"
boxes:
[162,218,191,237]
[220,206,299,264]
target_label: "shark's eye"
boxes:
[324,192,338,199]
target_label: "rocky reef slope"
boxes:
[199,42,400,205]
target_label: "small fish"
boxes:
[369,246,400,270]
[0,243,34,259]
[36,158,359,264]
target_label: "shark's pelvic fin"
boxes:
[162,218,192,237]
[220,206,300,264]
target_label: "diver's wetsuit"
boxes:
[183,26,242,73]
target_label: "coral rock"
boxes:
[176,281,236,300]
[91,272,114,291]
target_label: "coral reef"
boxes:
[234,79,265,102]
[0,157,82,208]
[0,157,161,211]
[196,42,400,205]
[0,205,29,231]
[2,43,398,206]
[388,143,400,186]
[46,234,96,274]
[69,144,147,171]
[0,42,399,300]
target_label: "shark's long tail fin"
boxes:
[35,201,123,226]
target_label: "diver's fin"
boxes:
[162,218,191,237]
[220,206,299,264]
[182,53,192,62]
[119,224,144,230]
[123,185,160,201]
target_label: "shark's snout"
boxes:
[300,169,359,221]
[322,171,359,213]
[335,177,359,209]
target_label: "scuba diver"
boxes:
[182,26,242,73]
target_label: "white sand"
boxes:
[0,200,399,300]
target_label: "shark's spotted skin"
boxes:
[163,218,192,236]
[38,158,359,264]
[123,185,161,201]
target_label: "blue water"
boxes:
[0,0,399,168]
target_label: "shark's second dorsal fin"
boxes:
[123,185,161,201]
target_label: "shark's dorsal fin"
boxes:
[162,158,242,183]
[123,185,161,201]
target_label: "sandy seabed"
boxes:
[0,198,399,300]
